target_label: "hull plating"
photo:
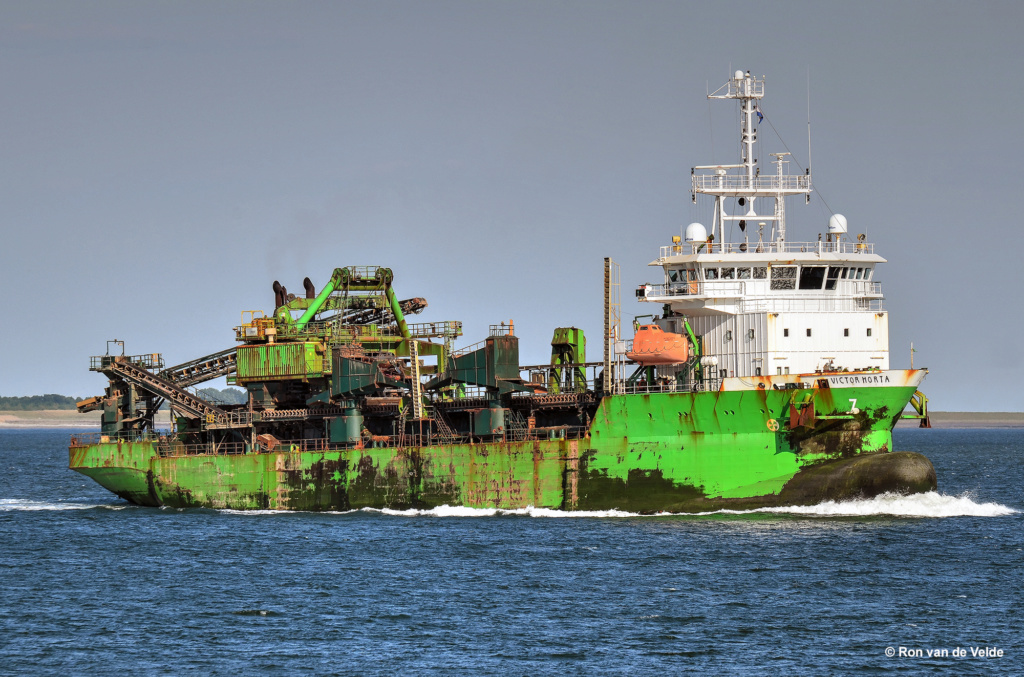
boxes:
[70,381,934,513]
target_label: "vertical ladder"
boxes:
[603,257,621,394]
[409,340,423,420]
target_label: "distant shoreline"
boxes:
[1,409,1021,429]
[893,411,1024,429]
[0,410,171,428]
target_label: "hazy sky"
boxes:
[1,1,1021,411]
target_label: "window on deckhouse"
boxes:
[799,266,826,290]
[825,266,842,290]
[770,266,797,290]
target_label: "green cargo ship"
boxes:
[70,70,935,512]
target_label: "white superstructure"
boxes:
[637,70,889,377]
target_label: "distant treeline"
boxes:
[1,388,248,411]
[0,394,83,410]
[196,388,247,405]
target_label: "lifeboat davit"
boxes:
[626,324,690,365]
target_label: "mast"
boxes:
[692,70,812,248]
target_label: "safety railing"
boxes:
[155,440,248,457]
[640,280,747,299]
[739,297,885,313]
[659,239,875,259]
[69,431,164,446]
[489,322,515,337]
[405,321,462,339]
[691,173,811,193]
[614,377,723,395]
[640,279,883,304]
[268,319,463,342]
[205,410,253,429]
[451,339,487,358]
[89,354,165,371]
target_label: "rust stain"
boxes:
[566,439,579,509]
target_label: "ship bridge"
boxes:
[640,237,885,316]
[635,70,891,378]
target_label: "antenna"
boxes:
[806,67,812,174]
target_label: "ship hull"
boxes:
[69,372,935,513]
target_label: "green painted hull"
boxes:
[70,379,936,512]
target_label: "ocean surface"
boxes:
[0,428,1020,675]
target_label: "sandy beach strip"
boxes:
[0,410,171,428]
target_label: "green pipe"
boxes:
[681,316,703,382]
[294,268,350,330]
[386,285,411,339]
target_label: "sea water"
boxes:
[0,428,1020,675]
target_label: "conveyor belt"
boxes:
[101,358,225,420]
[160,348,237,388]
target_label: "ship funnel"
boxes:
[828,214,848,235]
[685,222,708,243]
[303,277,316,299]
[273,280,284,308]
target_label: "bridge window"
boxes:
[705,268,719,280]
[668,269,679,282]
[799,266,826,290]
[737,267,751,279]
[721,267,735,279]
[770,265,797,290]
[855,267,864,280]
[864,268,873,280]
[825,266,842,290]
[753,267,767,279]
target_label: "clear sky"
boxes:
[1,1,1021,411]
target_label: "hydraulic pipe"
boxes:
[681,316,703,382]
[385,285,411,339]
[293,268,350,330]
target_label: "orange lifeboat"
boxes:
[626,324,690,365]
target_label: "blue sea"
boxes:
[0,428,1020,675]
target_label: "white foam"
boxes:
[0,498,125,512]
[63,492,1014,519]
[220,508,356,516]
[363,505,665,518]
[745,491,1017,518]
[361,492,1016,519]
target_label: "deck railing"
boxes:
[691,173,811,193]
[659,239,874,259]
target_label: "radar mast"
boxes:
[691,70,812,246]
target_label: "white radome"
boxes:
[828,213,848,234]
[685,222,708,243]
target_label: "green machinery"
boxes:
[548,327,586,394]
[82,266,601,448]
